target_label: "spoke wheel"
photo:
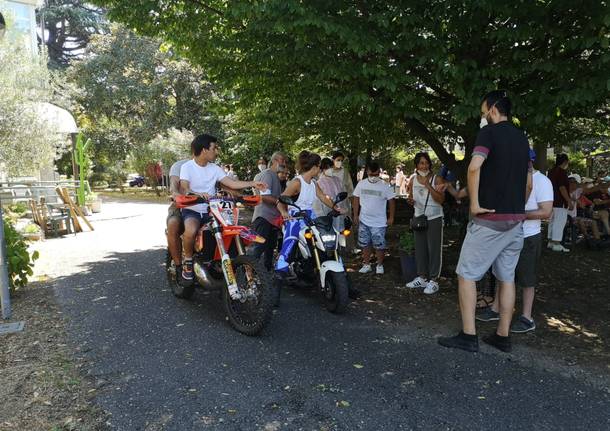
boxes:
[222,255,274,335]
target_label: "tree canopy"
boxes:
[91,0,610,174]
[66,25,223,176]
[39,0,108,69]
[0,39,66,176]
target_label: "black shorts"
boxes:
[515,233,542,288]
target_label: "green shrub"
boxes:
[91,180,109,189]
[7,202,28,216]
[85,192,98,203]
[23,223,40,234]
[3,218,39,291]
[399,230,415,253]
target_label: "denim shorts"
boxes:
[357,223,387,250]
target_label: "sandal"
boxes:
[476,294,494,309]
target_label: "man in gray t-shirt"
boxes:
[249,152,287,270]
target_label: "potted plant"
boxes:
[86,192,102,213]
[398,230,417,283]
[21,223,42,241]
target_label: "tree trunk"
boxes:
[534,141,548,173]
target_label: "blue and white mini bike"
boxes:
[278,193,353,313]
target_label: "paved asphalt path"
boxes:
[33,200,610,430]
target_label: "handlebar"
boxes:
[174,193,261,208]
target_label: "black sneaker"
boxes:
[476,306,500,322]
[438,331,479,352]
[510,315,536,333]
[482,332,512,352]
[181,259,194,286]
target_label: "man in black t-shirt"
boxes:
[439,90,532,353]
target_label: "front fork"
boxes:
[211,219,242,300]
[309,237,341,291]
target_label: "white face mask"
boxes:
[417,169,430,177]
[257,164,266,172]
[334,160,343,169]
[480,117,488,129]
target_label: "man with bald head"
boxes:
[250,152,288,270]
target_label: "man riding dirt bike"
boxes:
[168,192,275,335]
[177,134,268,285]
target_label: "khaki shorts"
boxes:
[166,204,183,229]
[456,221,524,283]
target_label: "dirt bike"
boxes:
[167,193,274,335]
[278,192,353,313]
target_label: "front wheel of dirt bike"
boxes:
[166,249,194,299]
[323,271,349,314]
[222,255,274,335]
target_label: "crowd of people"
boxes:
[163,90,609,353]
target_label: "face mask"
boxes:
[334,160,343,169]
[257,164,266,172]
[324,168,333,176]
[480,117,488,129]
[417,169,430,177]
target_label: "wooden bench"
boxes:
[29,199,72,237]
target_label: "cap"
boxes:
[568,173,581,184]
[582,177,594,184]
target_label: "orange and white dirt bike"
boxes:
[167,193,274,335]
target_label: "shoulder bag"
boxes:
[409,175,435,231]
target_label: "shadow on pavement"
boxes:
[42,247,610,431]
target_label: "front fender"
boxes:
[319,260,345,287]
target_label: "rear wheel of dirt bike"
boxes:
[222,255,274,335]
[166,249,194,299]
[323,271,349,314]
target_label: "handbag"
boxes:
[409,175,434,231]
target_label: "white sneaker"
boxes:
[359,264,373,274]
[423,280,439,294]
[406,276,427,289]
[551,244,570,252]
[375,264,384,275]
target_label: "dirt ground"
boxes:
[347,221,610,375]
[0,283,109,431]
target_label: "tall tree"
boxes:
[0,39,66,176]
[39,0,108,68]
[93,0,610,176]
[66,25,223,171]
